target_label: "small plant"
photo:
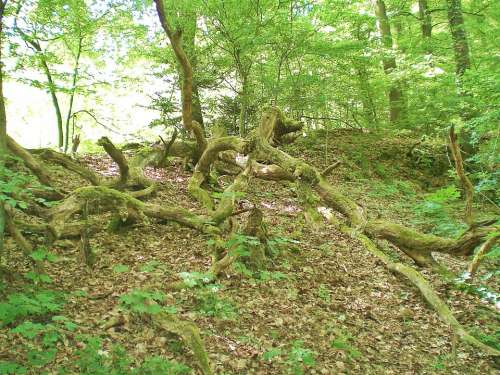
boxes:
[286,340,316,375]
[412,185,465,237]
[0,290,64,327]
[112,264,130,273]
[196,290,237,320]
[179,271,214,288]
[119,289,176,315]
[267,236,300,257]
[330,330,362,362]
[317,284,331,303]
[139,260,166,273]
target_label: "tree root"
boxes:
[346,227,500,356]
[48,186,218,238]
[151,312,213,375]
[7,135,54,187]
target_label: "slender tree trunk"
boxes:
[238,75,248,137]
[418,0,432,53]
[154,0,205,160]
[63,36,82,153]
[182,12,204,129]
[374,0,407,127]
[446,0,471,76]
[21,37,64,148]
[355,62,378,128]
[0,0,8,253]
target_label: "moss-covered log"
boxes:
[7,135,54,187]
[48,186,218,238]
[365,220,497,266]
[188,136,249,210]
[39,149,102,186]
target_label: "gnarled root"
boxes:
[48,186,218,239]
[349,229,500,357]
[152,312,213,375]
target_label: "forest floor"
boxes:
[1,129,499,374]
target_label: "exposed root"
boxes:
[365,220,497,266]
[449,126,475,226]
[349,229,500,357]
[151,311,213,375]
[7,135,54,187]
[39,149,103,186]
[468,234,499,277]
[4,205,44,272]
[48,186,218,238]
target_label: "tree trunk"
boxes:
[154,0,206,161]
[446,0,471,76]
[238,76,248,137]
[0,0,8,253]
[374,0,407,127]
[355,62,378,127]
[418,0,432,53]
[182,11,204,129]
[63,35,83,153]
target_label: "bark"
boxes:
[188,136,249,211]
[468,235,498,277]
[154,0,206,160]
[48,186,218,239]
[374,0,407,126]
[151,311,213,375]
[14,22,64,147]
[0,0,8,253]
[63,35,83,153]
[364,220,495,266]
[348,229,499,356]
[446,0,471,76]
[39,149,102,186]
[4,205,45,272]
[418,0,432,53]
[7,135,55,187]
[238,76,249,137]
[449,126,474,226]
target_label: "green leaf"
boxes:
[263,348,281,361]
[113,264,130,273]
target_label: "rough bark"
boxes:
[0,0,8,252]
[468,234,498,277]
[188,136,249,211]
[154,0,206,160]
[7,135,55,187]
[48,186,217,239]
[374,0,407,126]
[446,0,471,76]
[151,311,213,375]
[40,149,102,186]
[449,126,474,226]
[418,0,432,53]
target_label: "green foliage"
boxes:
[72,336,191,375]
[286,340,316,375]
[262,340,316,374]
[224,234,260,257]
[330,330,362,362]
[0,161,37,209]
[195,289,237,320]
[139,260,166,273]
[0,361,28,375]
[119,289,176,315]
[412,185,466,237]
[267,236,300,257]
[178,271,214,288]
[112,264,130,273]
[0,290,64,327]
